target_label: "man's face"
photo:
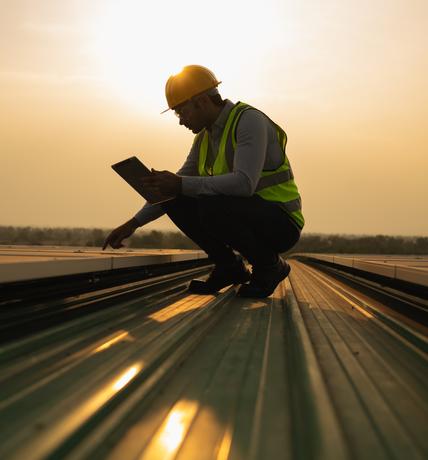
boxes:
[174,97,207,134]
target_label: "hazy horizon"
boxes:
[1,0,427,236]
[1,224,426,239]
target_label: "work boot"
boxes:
[237,257,291,298]
[188,256,251,294]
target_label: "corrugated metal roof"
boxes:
[0,246,207,283]
[0,259,426,459]
[296,253,428,287]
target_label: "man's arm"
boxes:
[133,202,165,226]
[180,110,271,197]
[103,139,201,250]
[133,139,200,225]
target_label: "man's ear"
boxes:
[194,94,210,109]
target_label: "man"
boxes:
[103,65,304,298]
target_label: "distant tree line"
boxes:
[290,233,428,255]
[0,226,197,249]
[0,226,427,254]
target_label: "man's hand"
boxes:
[141,169,182,197]
[102,218,139,250]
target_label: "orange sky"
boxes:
[1,0,427,236]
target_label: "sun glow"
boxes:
[90,0,215,112]
[89,0,286,112]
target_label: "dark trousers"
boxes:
[161,195,301,268]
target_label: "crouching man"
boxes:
[103,65,304,298]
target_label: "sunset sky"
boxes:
[1,0,427,236]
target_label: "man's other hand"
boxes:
[102,218,139,250]
[141,169,182,197]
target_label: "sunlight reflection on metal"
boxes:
[113,364,141,391]
[147,295,214,323]
[272,287,284,300]
[139,400,199,460]
[161,411,186,452]
[93,331,130,353]
[64,363,143,425]
[18,362,144,460]
[217,427,233,460]
[242,300,269,310]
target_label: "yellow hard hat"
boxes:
[162,65,221,113]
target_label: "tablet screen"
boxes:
[111,156,175,204]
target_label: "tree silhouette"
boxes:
[0,226,427,254]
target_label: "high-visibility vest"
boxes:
[195,102,304,228]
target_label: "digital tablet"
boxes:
[111,156,175,204]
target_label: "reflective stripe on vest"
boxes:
[255,169,294,192]
[195,102,304,227]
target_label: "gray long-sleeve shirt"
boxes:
[134,99,285,226]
